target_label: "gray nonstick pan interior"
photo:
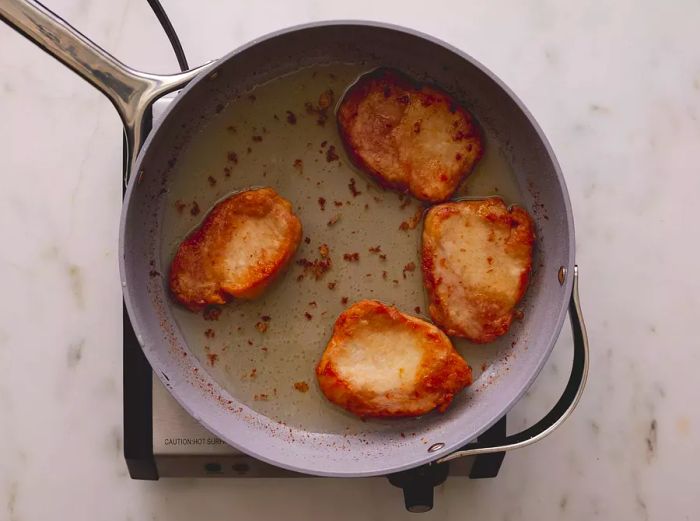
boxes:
[120,22,575,477]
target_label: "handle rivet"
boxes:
[558,266,567,285]
[428,442,445,453]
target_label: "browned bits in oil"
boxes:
[261,347,269,353]
[514,309,525,320]
[308,301,317,308]
[174,200,187,213]
[304,312,313,320]
[294,381,310,393]
[369,245,382,254]
[227,151,238,163]
[252,135,263,142]
[348,178,362,197]
[319,243,330,258]
[304,236,311,244]
[293,159,303,173]
[373,196,383,203]
[379,253,387,261]
[247,339,253,346]
[296,255,332,280]
[207,176,217,186]
[321,140,328,148]
[382,271,388,280]
[327,214,340,226]
[400,197,411,210]
[318,197,326,211]
[341,296,349,305]
[305,89,334,126]
[255,321,268,333]
[226,125,237,133]
[399,207,423,230]
[254,393,269,401]
[148,270,160,278]
[248,94,256,102]
[413,120,421,133]
[206,353,219,366]
[247,147,252,154]
[414,306,421,314]
[204,328,215,339]
[392,279,399,285]
[223,166,231,177]
[343,252,359,262]
[318,89,334,109]
[402,262,416,279]
[190,201,200,216]
[203,306,221,321]
[261,315,271,322]
[326,145,339,162]
[249,368,258,378]
[333,200,343,207]
[286,110,297,124]
[327,281,337,290]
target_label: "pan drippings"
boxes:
[160,63,524,433]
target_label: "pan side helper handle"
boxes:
[0,0,212,173]
[437,265,589,464]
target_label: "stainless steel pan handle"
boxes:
[0,0,211,171]
[438,265,589,463]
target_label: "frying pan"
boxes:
[1,0,589,477]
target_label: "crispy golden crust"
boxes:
[169,188,302,310]
[337,68,483,202]
[422,198,534,343]
[316,300,472,417]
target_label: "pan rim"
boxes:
[119,19,575,477]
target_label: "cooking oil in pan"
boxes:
[160,63,524,433]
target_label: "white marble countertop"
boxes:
[1,0,699,519]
